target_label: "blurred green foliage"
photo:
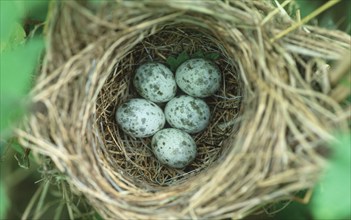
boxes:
[0,1,47,41]
[312,133,351,220]
[0,0,48,218]
[0,23,26,52]
[0,181,9,219]
[279,0,351,33]
[0,1,45,136]
[298,0,351,33]
[271,134,351,220]
[1,39,43,133]
[269,201,312,220]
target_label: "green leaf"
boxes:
[166,51,190,71]
[312,133,351,220]
[0,38,44,135]
[0,23,26,52]
[0,1,22,42]
[10,140,31,169]
[0,180,9,219]
[0,1,46,40]
[0,139,25,156]
[205,52,220,60]
[166,56,178,71]
[191,50,205,59]
[176,51,190,65]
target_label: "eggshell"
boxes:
[175,58,221,97]
[152,128,197,169]
[116,98,165,138]
[134,62,177,103]
[164,95,210,134]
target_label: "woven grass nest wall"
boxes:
[16,0,350,219]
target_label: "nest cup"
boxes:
[17,1,350,219]
[100,24,241,186]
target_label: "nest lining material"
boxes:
[16,0,350,219]
[98,25,242,187]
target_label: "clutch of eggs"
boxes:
[116,58,221,168]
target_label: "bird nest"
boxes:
[16,0,350,219]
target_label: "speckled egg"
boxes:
[152,128,197,169]
[116,98,165,138]
[164,95,210,134]
[175,58,221,98]
[133,62,177,103]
